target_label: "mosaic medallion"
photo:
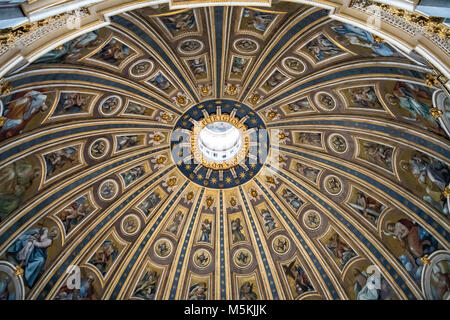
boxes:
[171,99,268,188]
[193,248,212,269]
[98,179,119,201]
[328,133,348,153]
[89,138,110,159]
[272,235,290,255]
[233,248,253,268]
[154,238,172,258]
[99,95,122,115]
[121,214,141,236]
[314,92,336,111]
[303,210,322,230]
[324,175,343,195]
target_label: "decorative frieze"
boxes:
[0,8,89,57]
[350,0,450,54]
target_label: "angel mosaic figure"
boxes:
[231,218,246,243]
[199,219,212,243]
[306,35,342,61]
[44,147,78,178]
[117,135,138,150]
[288,99,310,112]
[261,209,276,232]
[0,90,48,140]
[353,268,392,300]
[59,196,92,234]
[243,9,276,33]
[161,11,196,33]
[166,211,184,235]
[134,270,159,300]
[93,39,131,66]
[239,281,257,300]
[188,282,207,300]
[331,22,395,57]
[282,188,303,211]
[349,87,380,109]
[7,227,58,287]
[283,261,314,295]
[296,162,320,182]
[88,240,119,276]
[139,192,161,216]
[55,274,96,300]
[325,233,356,267]
[383,217,438,282]
[349,191,385,225]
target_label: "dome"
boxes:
[0,0,449,301]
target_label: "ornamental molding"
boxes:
[0,8,89,57]
[350,0,450,54]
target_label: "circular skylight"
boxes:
[198,121,242,162]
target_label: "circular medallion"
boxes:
[233,248,253,269]
[0,261,25,300]
[121,214,141,236]
[314,92,336,111]
[233,38,259,54]
[282,57,306,75]
[99,95,122,116]
[421,250,450,300]
[89,138,110,160]
[178,39,204,55]
[129,59,154,78]
[328,133,348,153]
[171,99,268,188]
[154,238,172,258]
[193,248,212,269]
[98,179,119,201]
[303,210,322,230]
[272,235,290,255]
[324,175,343,195]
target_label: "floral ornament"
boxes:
[228,196,240,210]
[204,196,215,210]
[277,153,288,168]
[162,176,178,192]
[151,154,168,170]
[265,108,280,121]
[225,83,241,96]
[185,191,195,204]
[0,80,11,96]
[172,92,189,108]
[248,92,263,105]
[278,129,290,144]
[156,111,173,123]
[148,131,166,146]
[264,175,279,189]
[199,84,212,97]
[248,187,261,202]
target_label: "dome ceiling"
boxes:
[0,2,449,300]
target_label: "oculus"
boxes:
[171,100,268,188]
[198,122,243,163]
